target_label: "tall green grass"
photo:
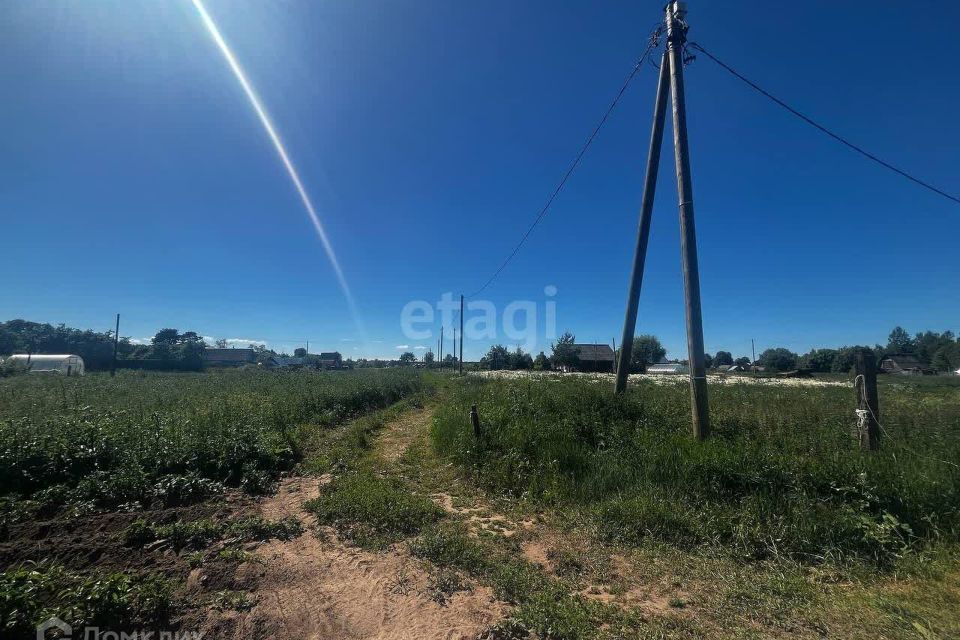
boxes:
[432,376,960,562]
[0,369,424,507]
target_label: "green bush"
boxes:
[0,561,173,636]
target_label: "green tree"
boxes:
[294,347,307,357]
[735,356,751,367]
[152,328,180,345]
[551,332,580,371]
[758,348,798,372]
[799,348,837,373]
[398,352,417,365]
[932,342,960,372]
[704,353,714,369]
[887,326,913,353]
[629,335,666,373]
[714,351,734,367]
[423,350,435,365]
[509,347,533,370]
[533,352,551,371]
[482,345,510,370]
[831,346,877,373]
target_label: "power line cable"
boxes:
[687,42,960,206]
[466,27,663,299]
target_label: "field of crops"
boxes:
[0,368,424,511]
[434,375,960,563]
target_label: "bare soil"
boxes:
[196,410,506,640]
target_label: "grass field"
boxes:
[2,368,959,638]
[432,375,960,563]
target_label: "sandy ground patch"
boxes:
[199,474,504,639]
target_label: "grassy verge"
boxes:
[432,376,960,563]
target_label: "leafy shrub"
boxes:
[0,561,173,636]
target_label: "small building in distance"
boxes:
[880,354,929,375]
[318,352,343,369]
[4,354,85,375]
[203,348,256,367]
[647,362,689,374]
[569,343,615,372]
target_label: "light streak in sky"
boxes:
[191,0,365,337]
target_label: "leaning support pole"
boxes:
[615,51,671,394]
[666,1,710,439]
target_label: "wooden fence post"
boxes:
[470,404,481,438]
[854,351,880,450]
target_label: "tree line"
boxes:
[475,326,960,374]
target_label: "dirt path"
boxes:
[200,408,504,640]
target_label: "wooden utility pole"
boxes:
[666,1,709,439]
[614,2,709,439]
[440,326,444,370]
[111,314,120,376]
[854,351,881,450]
[615,51,670,394]
[459,295,465,375]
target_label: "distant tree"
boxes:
[757,348,798,372]
[887,326,913,354]
[294,347,307,357]
[799,348,837,373]
[399,351,417,365]
[914,330,955,365]
[734,356,751,367]
[932,342,960,372]
[831,346,877,374]
[551,332,580,371]
[629,335,666,373]
[443,353,457,366]
[714,351,734,367]
[152,328,180,345]
[482,344,511,370]
[704,353,714,369]
[423,350,435,365]
[214,339,228,349]
[533,352,551,371]
[509,347,533,370]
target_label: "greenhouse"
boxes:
[4,354,85,376]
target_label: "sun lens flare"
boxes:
[191,0,365,338]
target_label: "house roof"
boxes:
[883,354,924,369]
[573,343,615,362]
[204,348,256,362]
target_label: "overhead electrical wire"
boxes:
[687,41,960,206]
[466,27,664,299]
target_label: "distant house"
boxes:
[318,352,343,369]
[203,348,256,367]
[880,354,929,375]
[725,364,746,373]
[565,344,615,373]
[647,362,688,375]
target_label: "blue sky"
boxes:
[2,1,958,361]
